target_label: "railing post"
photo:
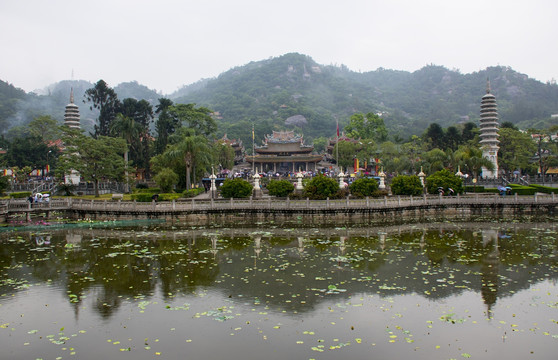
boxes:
[346,196,349,207]
[534,193,537,203]
[366,196,369,207]
[152,199,156,210]
[514,193,518,203]
[327,197,330,209]
[230,197,234,209]
[410,195,413,205]
[438,193,442,204]
[398,196,401,206]
[423,193,427,204]
[384,196,387,206]
[191,198,195,210]
[287,197,290,209]
[269,197,272,209]
[172,199,176,210]
[306,197,309,208]
[211,197,214,209]
[250,196,253,206]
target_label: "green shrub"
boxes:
[463,185,485,193]
[153,168,178,193]
[183,188,205,198]
[529,184,558,194]
[10,191,32,199]
[158,193,181,201]
[425,169,463,194]
[130,193,156,202]
[0,175,10,195]
[303,175,340,200]
[390,175,423,196]
[220,178,253,198]
[134,188,160,194]
[267,179,295,197]
[508,184,537,195]
[349,177,379,198]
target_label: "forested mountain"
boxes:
[2,53,557,140]
[170,53,558,141]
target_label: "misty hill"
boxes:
[2,53,558,140]
[170,53,558,140]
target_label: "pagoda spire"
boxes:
[69,87,74,104]
[486,77,491,94]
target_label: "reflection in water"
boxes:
[0,220,556,360]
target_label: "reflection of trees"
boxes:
[0,221,556,317]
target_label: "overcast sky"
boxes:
[1,0,556,94]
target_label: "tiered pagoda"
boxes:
[64,88,81,129]
[247,130,322,173]
[479,79,499,178]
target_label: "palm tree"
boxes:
[454,145,494,180]
[166,129,211,190]
[110,114,141,191]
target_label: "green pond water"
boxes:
[0,217,557,360]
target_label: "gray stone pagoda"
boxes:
[479,79,499,178]
[64,88,81,129]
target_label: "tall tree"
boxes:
[498,127,536,174]
[345,112,388,143]
[152,128,212,190]
[57,131,126,197]
[424,123,445,150]
[28,115,61,142]
[168,104,216,137]
[154,98,177,155]
[84,80,120,138]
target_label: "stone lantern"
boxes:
[378,168,386,189]
[338,169,345,189]
[209,168,217,198]
[253,169,262,198]
[296,171,304,191]
[455,165,463,177]
[418,166,426,187]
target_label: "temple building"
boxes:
[64,88,81,129]
[246,130,322,173]
[216,134,245,165]
[479,79,500,178]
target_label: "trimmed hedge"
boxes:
[508,184,537,195]
[130,192,181,202]
[529,184,558,194]
[183,188,205,198]
[130,193,155,202]
[10,191,32,199]
[134,188,160,194]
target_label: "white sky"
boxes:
[0,0,556,94]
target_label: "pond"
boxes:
[1,217,557,360]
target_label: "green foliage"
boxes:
[10,191,31,199]
[57,130,127,197]
[425,169,463,194]
[135,183,149,189]
[183,187,205,198]
[158,193,181,201]
[56,183,76,196]
[345,112,388,142]
[529,184,558,194]
[349,177,379,198]
[303,174,339,199]
[153,167,178,193]
[390,175,424,196]
[220,178,253,198]
[0,175,10,195]
[130,193,155,202]
[134,188,160,194]
[267,179,295,197]
[508,184,537,195]
[85,79,120,138]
